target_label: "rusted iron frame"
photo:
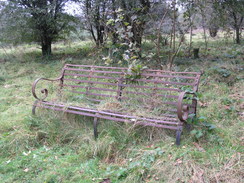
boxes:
[32,64,202,145]
[63,77,194,88]
[62,82,182,93]
[64,70,197,80]
[116,77,124,101]
[190,73,201,115]
[65,68,198,82]
[36,101,181,125]
[101,108,178,118]
[65,64,201,75]
[34,102,181,130]
[64,84,179,99]
[32,78,60,101]
[177,92,190,122]
[64,84,192,108]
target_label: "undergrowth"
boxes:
[0,39,243,183]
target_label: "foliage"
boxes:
[125,64,147,83]
[216,0,244,44]
[0,0,76,56]
[187,114,216,140]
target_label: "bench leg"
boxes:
[93,116,99,140]
[176,128,182,146]
[32,100,39,115]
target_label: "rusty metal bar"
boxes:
[63,78,118,86]
[65,64,201,75]
[68,90,118,98]
[64,73,120,80]
[63,84,181,99]
[123,90,179,99]
[38,105,179,130]
[62,84,193,107]
[63,81,182,93]
[64,77,194,87]
[62,84,118,92]
[39,102,178,123]
[127,78,195,86]
[64,71,196,80]
[65,68,124,74]
[65,67,200,78]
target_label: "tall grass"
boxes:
[0,39,243,183]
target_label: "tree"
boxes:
[119,0,150,48]
[218,0,244,44]
[81,0,108,47]
[0,0,75,56]
[81,0,151,49]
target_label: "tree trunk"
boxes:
[41,38,52,56]
[193,48,199,59]
[111,0,118,44]
[235,27,241,44]
[188,22,193,56]
[172,0,176,52]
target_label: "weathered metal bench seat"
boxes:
[32,64,201,145]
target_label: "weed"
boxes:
[0,39,243,183]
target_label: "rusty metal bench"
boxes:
[32,64,201,145]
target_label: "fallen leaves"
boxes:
[199,101,208,107]
[174,158,183,166]
[192,142,206,152]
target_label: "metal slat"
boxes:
[126,78,195,86]
[65,64,201,75]
[63,78,192,91]
[63,78,118,86]
[65,68,124,74]
[64,71,196,80]
[37,102,181,127]
[64,73,120,80]
[68,90,118,98]
[64,68,199,82]
[63,79,182,92]
[62,84,118,93]
[62,84,179,99]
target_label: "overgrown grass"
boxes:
[0,38,243,183]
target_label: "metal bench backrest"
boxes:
[60,64,201,115]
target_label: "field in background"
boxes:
[0,37,243,183]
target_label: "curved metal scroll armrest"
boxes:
[177,92,191,122]
[32,77,62,101]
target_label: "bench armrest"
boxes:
[32,77,62,101]
[177,92,191,122]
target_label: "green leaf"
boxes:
[198,116,206,122]
[106,19,114,25]
[190,129,197,135]
[196,131,203,138]
[123,22,129,26]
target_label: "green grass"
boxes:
[0,38,243,183]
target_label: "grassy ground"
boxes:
[0,39,243,183]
